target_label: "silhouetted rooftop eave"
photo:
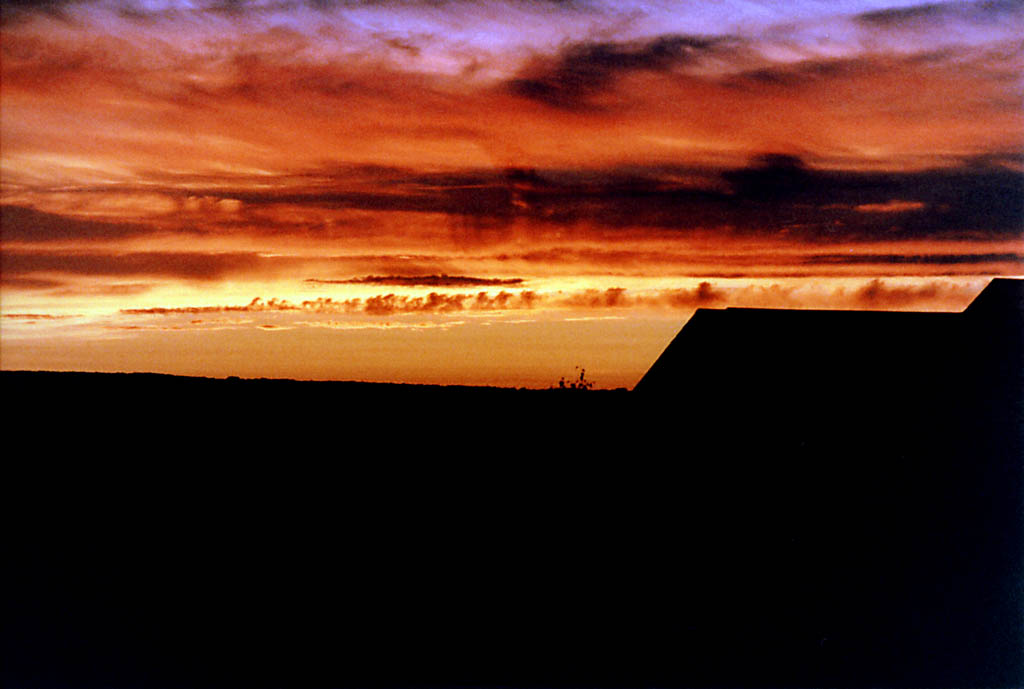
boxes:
[634,279,1024,393]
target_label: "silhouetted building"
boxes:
[636,278,1021,408]
[631,278,1022,689]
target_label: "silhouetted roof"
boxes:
[634,278,1023,403]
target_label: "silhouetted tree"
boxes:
[553,366,594,390]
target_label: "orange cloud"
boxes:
[856,200,926,213]
[113,279,980,321]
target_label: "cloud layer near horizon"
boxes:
[3,278,981,321]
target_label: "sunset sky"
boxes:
[2,0,1021,388]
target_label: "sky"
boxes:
[1,0,1022,388]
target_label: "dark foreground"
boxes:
[4,364,1022,689]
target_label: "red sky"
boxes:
[2,0,1021,388]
